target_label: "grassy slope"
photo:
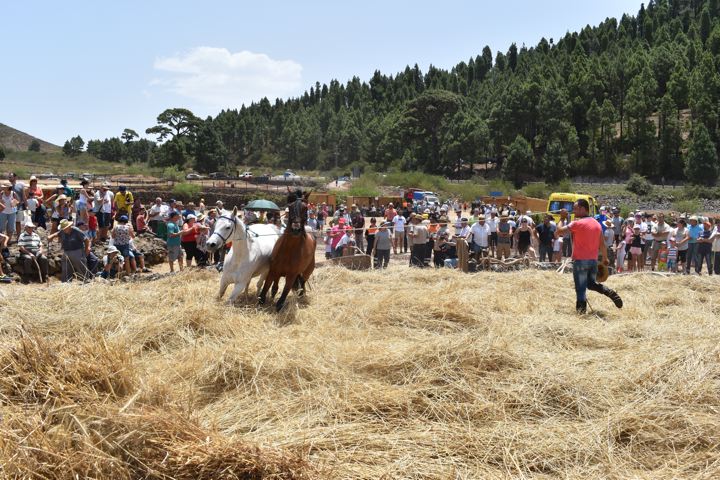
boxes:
[1,267,719,478]
[0,123,61,152]
[2,150,157,177]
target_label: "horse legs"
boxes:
[228,271,253,304]
[217,273,230,300]
[275,274,297,312]
[271,278,279,299]
[258,273,275,305]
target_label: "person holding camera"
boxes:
[101,246,124,279]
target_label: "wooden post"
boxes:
[457,238,469,273]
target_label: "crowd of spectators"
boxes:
[2,171,719,283]
[310,199,720,275]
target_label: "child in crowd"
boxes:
[87,210,98,243]
[656,242,668,272]
[166,212,184,272]
[615,238,626,273]
[324,227,333,259]
[667,239,679,273]
[629,225,644,272]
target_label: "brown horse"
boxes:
[258,193,315,311]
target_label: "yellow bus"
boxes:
[547,193,598,222]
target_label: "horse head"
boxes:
[206,207,246,252]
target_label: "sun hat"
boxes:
[57,194,68,201]
[187,214,197,221]
[689,215,699,222]
[29,175,37,181]
[107,246,119,254]
[102,181,111,187]
[24,221,36,228]
[478,215,485,221]
[59,219,73,230]
[118,215,128,222]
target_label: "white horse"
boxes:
[205,207,280,303]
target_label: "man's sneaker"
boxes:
[605,288,623,308]
[142,268,152,273]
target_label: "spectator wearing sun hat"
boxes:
[100,246,124,279]
[47,193,72,234]
[683,216,703,274]
[17,221,48,283]
[350,204,365,250]
[408,214,429,267]
[180,214,208,267]
[48,218,91,282]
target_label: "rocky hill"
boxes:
[0,123,60,152]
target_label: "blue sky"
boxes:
[1,0,641,146]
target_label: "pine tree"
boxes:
[195,119,227,173]
[543,140,570,183]
[503,135,533,188]
[658,94,684,178]
[685,123,719,185]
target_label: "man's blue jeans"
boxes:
[685,243,698,273]
[573,259,599,302]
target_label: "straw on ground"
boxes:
[0,267,719,479]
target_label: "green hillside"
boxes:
[128,0,717,187]
[0,123,60,153]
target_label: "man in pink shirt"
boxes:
[556,198,623,314]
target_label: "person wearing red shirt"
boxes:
[556,198,623,314]
[180,215,208,267]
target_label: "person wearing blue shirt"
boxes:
[684,216,703,274]
[595,206,608,232]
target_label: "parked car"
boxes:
[283,170,296,178]
[185,173,202,180]
[81,172,94,179]
[239,171,253,180]
[208,172,227,179]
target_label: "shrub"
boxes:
[444,181,487,201]
[676,184,720,201]
[172,182,201,201]
[673,199,701,215]
[553,179,573,193]
[522,183,549,199]
[618,203,635,219]
[626,174,653,196]
[162,166,184,182]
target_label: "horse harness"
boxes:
[214,215,258,244]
